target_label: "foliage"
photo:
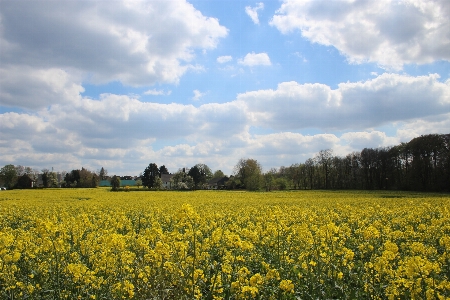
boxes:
[16,174,33,189]
[159,165,169,175]
[234,158,263,191]
[110,175,121,191]
[142,163,160,189]
[275,177,288,190]
[1,189,450,299]
[171,170,194,190]
[188,164,212,189]
[277,133,450,192]
[153,176,162,190]
[213,169,225,179]
[98,167,108,180]
[63,168,97,188]
[135,179,142,189]
[263,171,275,191]
[41,169,58,188]
[0,164,17,189]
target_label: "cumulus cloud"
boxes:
[0,67,83,109]
[1,73,448,175]
[238,73,450,130]
[0,0,228,86]
[238,52,271,66]
[245,2,264,25]
[217,55,233,63]
[270,0,450,69]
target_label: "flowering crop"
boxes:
[0,189,449,299]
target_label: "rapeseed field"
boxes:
[0,189,449,299]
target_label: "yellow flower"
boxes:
[279,279,294,293]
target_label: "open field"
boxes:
[1,189,450,299]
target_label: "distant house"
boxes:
[207,176,229,190]
[161,174,174,189]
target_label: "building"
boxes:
[161,174,174,189]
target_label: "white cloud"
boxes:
[238,52,271,66]
[0,66,83,109]
[1,73,449,175]
[217,55,233,63]
[144,89,172,96]
[238,73,450,130]
[270,0,450,69]
[0,0,228,86]
[340,131,398,150]
[245,2,264,25]
[192,90,206,101]
[396,113,450,142]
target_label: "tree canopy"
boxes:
[0,164,17,189]
[234,158,263,191]
[142,163,160,189]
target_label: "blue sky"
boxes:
[1,0,449,176]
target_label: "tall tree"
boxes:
[234,158,263,191]
[159,165,169,175]
[316,149,333,189]
[0,164,17,189]
[99,167,108,180]
[304,158,315,189]
[188,166,202,189]
[41,169,58,188]
[263,168,277,191]
[143,163,160,189]
[111,175,121,191]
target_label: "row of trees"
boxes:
[63,168,100,188]
[242,134,449,192]
[0,165,64,189]
[0,166,108,189]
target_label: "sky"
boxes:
[1,0,449,176]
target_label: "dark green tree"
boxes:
[188,166,202,189]
[17,174,32,189]
[99,167,108,180]
[0,164,17,189]
[159,165,169,175]
[111,175,121,191]
[143,163,160,189]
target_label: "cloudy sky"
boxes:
[1,0,449,176]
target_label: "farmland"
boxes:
[1,189,450,299]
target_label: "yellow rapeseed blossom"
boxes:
[0,189,449,299]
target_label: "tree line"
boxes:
[0,166,107,189]
[259,133,450,192]
[1,134,449,192]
